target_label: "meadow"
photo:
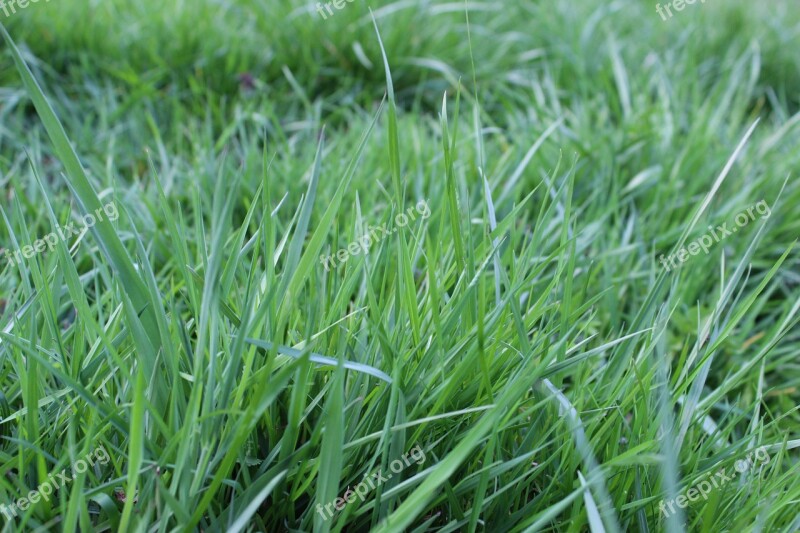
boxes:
[0,0,799,531]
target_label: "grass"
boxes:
[1,0,799,531]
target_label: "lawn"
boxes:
[0,0,799,531]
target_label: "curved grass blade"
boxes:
[245,338,392,384]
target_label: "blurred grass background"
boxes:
[3,0,799,115]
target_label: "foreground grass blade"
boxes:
[0,24,163,364]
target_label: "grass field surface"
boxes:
[0,0,799,531]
